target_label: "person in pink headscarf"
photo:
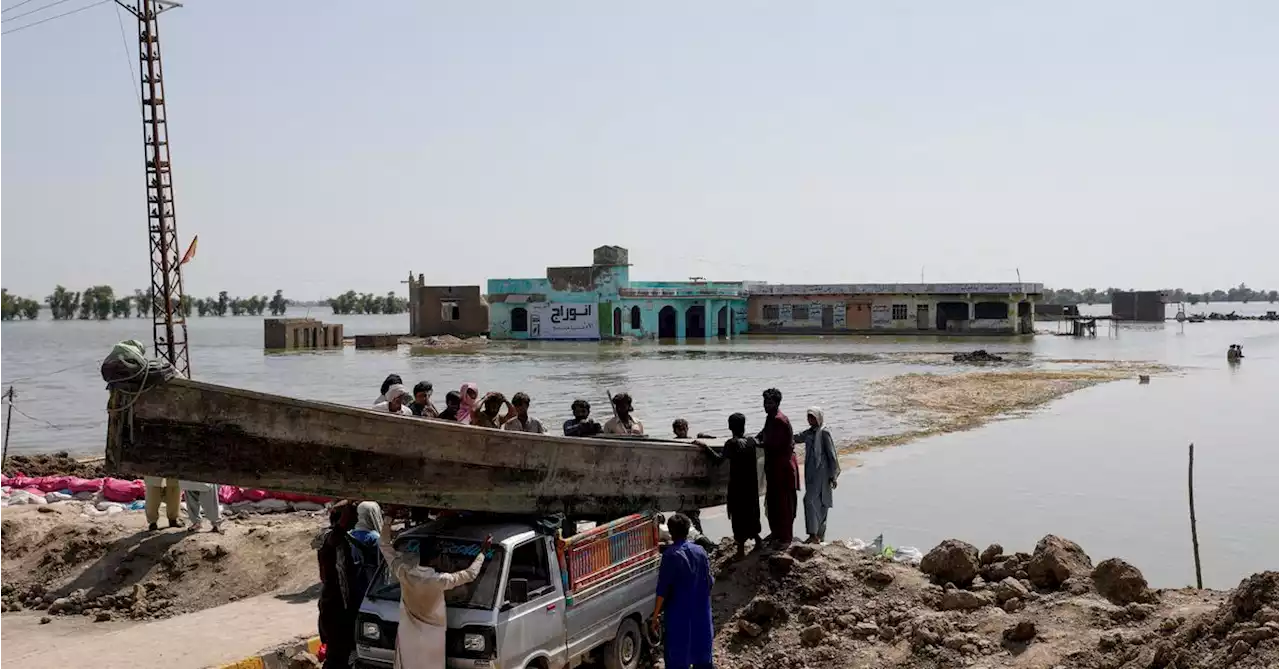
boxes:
[456,383,479,424]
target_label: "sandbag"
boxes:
[218,485,243,504]
[65,477,103,493]
[102,477,145,502]
[240,488,269,502]
[30,476,71,492]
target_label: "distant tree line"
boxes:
[1044,284,1278,305]
[327,290,408,315]
[0,289,41,320]
[0,286,294,321]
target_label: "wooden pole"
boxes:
[1188,442,1203,589]
[2,386,14,469]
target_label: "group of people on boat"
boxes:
[370,373,843,550]
[369,374,650,437]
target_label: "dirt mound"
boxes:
[3,452,106,478]
[703,537,1275,669]
[0,504,322,623]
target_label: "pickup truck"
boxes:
[354,513,661,669]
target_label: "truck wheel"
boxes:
[602,618,642,669]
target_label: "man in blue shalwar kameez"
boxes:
[651,513,715,669]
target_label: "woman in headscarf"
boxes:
[347,501,383,619]
[351,501,383,544]
[794,406,841,544]
[456,382,479,424]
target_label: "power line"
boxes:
[1,0,108,34]
[3,0,78,23]
[113,1,141,109]
[1,0,39,13]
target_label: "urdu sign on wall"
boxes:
[528,302,600,339]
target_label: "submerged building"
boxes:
[487,246,749,340]
[745,283,1042,335]
[485,246,1041,339]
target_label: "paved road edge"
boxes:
[212,636,321,669]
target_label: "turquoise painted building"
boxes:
[487,246,749,341]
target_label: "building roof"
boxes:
[746,282,1043,296]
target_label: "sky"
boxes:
[2,0,1276,300]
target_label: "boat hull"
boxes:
[106,379,760,517]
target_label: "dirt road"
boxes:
[2,592,317,668]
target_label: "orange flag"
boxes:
[180,235,198,265]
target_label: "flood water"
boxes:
[2,302,1276,588]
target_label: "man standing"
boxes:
[603,393,646,435]
[758,388,797,546]
[315,501,360,669]
[408,381,438,417]
[180,480,222,533]
[380,510,491,669]
[143,476,181,531]
[501,392,547,433]
[723,413,761,558]
[563,399,602,437]
[651,513,714,669]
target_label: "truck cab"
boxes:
[355,513,660,669]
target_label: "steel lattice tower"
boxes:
[115,0,190,375]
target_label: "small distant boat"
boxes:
[1187,314,1206,323]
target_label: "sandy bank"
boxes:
[845,362,1171,454]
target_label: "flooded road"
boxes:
[2,303,1276,587]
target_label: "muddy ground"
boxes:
[0,504,321,622]
[3,503,1274,669]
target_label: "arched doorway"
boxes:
[658,306,678,339]
[613,307,622,336]
[717,306,729,337]
[685,304,706,338]
[511,307,529,333]
[630,306,641,330]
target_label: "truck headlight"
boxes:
[361,621,381,641]
[463,633,486,652]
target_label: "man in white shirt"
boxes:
[373,384,413,415]
[379,512,491,669]
[603,392,646,435]
[501,392,547,433]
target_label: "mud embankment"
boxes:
[846,362,1170,453]
[707,535,1276,669]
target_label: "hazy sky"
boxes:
[2,1,1276,300]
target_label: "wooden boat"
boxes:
[105,378,761,517]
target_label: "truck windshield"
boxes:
[367,536,504,611]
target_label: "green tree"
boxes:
[20,298,39,320]
[112,297,133,318]
[269,290,288,316]
[229,297,245,316]
[1269,290,1278,303]
[45,285,79,320]
[1,289,16,321]
[216,291,229,316]
[91,286,115,320]
[78,286,96,319]
[195,299,210,317]
[134,288,152,318]
[179,295,193,317]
